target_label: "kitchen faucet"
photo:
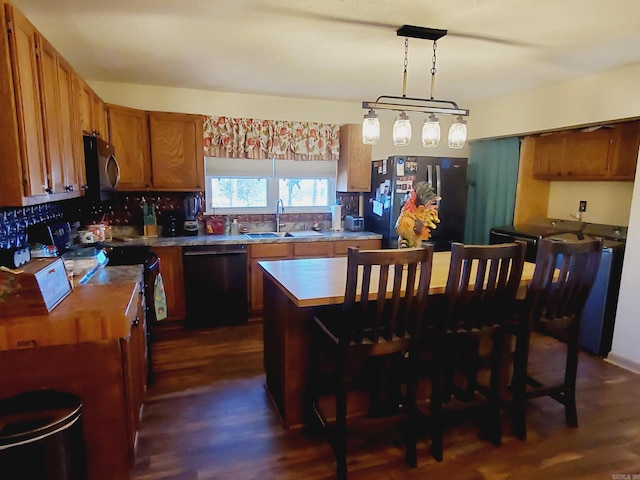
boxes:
[275,198,285,232]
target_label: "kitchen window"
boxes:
[204,157,336,214]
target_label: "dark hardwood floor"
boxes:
[131,322,640,480]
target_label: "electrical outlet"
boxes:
[579,200,587,212]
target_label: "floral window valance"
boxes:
[203,116,340,160]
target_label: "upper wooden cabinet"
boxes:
[78,78,107,139]
[533,121,640,180]
[149,112,204,191]
[107,104,152,190]
[107,105,204,192]
[0,4,84,206]
[337,123,372,192]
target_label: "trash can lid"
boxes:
[0,389,82,449]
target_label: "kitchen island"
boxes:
[259,252,536,429]
[0,265,147,480]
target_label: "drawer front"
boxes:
[333,239,381,256]
[249,243,292,258]
[293,241,333,258]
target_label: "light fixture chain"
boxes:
[430,40,437,100]
[402,37,409,98]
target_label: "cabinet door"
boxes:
[533,133,566,177]
[149,112,204,190]
[6,5,47,197]
[152,246,186,321]
[249,243,292,313]
[107,104,152,190]
[607,121,640,179]
[77,79,93,134]
[337,124,372,192]
[37,36,66,195]
[564,128,610,178]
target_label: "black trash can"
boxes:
[0,390,88,480]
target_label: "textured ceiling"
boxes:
[9,0,640,106]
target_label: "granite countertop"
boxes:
[106,230,382,248]
[83,265,143,286]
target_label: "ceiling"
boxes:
[9,0,640,107]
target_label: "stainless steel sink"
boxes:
[244,232,288,239]
[244,231,323,239]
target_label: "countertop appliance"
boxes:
[364,156,468,250]
[344,215,364,232]
[183,194,201,236]
[182,244,248,327]
[490,218,627,356]
[163,213,180,237]
[83,135,120,202]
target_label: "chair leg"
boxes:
[430,345,445,462]
[563,325,580,428]
[404,351,418,468]
[335,365,348,480]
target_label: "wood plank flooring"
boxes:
[131,322,640,480]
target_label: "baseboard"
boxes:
[604,353,640,374]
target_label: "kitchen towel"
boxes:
[154,273,167,321]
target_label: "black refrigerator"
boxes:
[364,156,468,250]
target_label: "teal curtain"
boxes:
[464,137,520,244]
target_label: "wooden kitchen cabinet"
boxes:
[149,111,205,190]
[249,243,293,313]
[78,77,107,138]
[107,106,205,192]
[107,104,152,190]
[333,238,381,255]
[337,123,372,192]
[249,238,381,313]
[533,121,640,180]
[0,276,148,480]
[152,246,186,321]
[0,4,84,206]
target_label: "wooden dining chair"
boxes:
[310,245,434,480]
[509,238,602,440]
[425,241,526,462]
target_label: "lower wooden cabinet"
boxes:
[0,279,147,480]
[152,246,186,321]
[248,239,381,313]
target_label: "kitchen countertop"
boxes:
[0,265,143,351]
[106,230,382,248]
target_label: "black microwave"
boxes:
[83,135,120,202]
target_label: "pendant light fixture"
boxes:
[361,25,469,149]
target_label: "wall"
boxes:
[547,181,634,226]
[93,62,640,371]
[466,62,640,372]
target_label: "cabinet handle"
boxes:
[133,317,140,327]
[65,185,74,192]
[45,187,53,194]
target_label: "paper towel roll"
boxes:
[331,205,342,231]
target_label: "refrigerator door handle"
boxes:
[435,164,442,197]
[426,164,433,191]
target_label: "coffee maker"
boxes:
[183,194,201,236]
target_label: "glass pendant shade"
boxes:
[421,114,440,147]
[448,116,467,149]
[393,111,412,146]
[362,110,380,145]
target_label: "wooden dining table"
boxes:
[259,251,535,429]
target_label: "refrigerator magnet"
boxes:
[396,159,405,176]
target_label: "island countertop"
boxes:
[0,265,143,351]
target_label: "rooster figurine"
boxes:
[395,181,441,248]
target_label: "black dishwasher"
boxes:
[182,244,248,327]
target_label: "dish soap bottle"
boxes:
[231,219,239,235]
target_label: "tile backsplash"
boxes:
[0,191,362,248]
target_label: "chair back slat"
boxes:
[443,242,527,333]
[527,239,602,325]
[342,246,434,347]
